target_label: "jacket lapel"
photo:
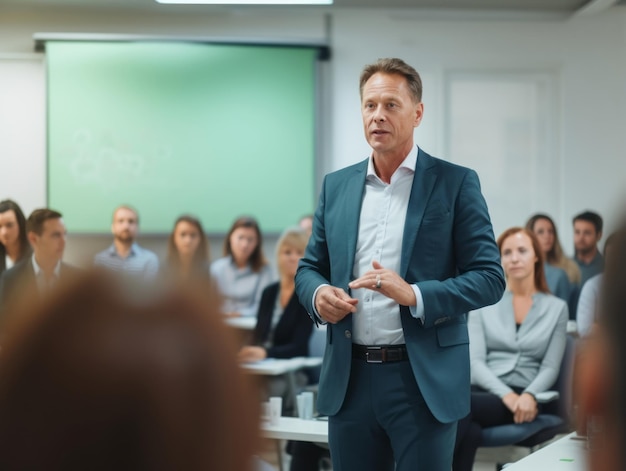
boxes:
[341,161,368,285]
[401,149,438,278]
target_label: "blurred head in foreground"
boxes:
[576,221,626,471]
[0,271,259,471]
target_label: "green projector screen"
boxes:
[47,41,317,233]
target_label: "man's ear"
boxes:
[27,231,38,247]
[576,331,611,435]
[413,102,424,128]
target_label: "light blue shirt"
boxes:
[94,243,159,280]
[210,256,274,318]
[544,263,570,302]
[576,273,602,338]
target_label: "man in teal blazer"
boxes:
[295,58,505,470]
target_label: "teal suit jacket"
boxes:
[295,148,505,424]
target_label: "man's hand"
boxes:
[348,261,417,306]
[315,286,358,324]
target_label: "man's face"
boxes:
[361,72,423,159]
[574,220,601,255]
[112,208,138,243]
[30,218,66,266]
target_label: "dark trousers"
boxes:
[288,441,329,471]
[328,358,457,471]
[453,386,537,471]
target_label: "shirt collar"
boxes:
[366,145,418,182]
[5,254,14,270]
[31,253,62,277]
[109,243,138,257]
[228,255,252,273]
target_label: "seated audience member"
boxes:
[239,228,313,398]
[576,230,622,338]
[94,205,159,280]
[573,210,605,287]
[0,209,80,319]
[575,218,626,471]
[525,213,571,302]
[164,215,211,281]
[571,211,605,319]
[211,216,273,318]
[0,199,31,277]
[526,213,580,310]
[0,271,259,471]
[453,227,568,471]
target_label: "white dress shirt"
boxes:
[351,147,424,345]
[5,255,14,270]
[31,254,62,293]
[312,147,425,341]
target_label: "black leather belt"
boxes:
[352,344,408,363]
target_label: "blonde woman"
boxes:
[239,227,312,362]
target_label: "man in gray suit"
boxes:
[295,58,505,470]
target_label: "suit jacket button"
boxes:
[344,330,351,339]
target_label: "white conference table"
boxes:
[243,357,323,376]
[225,316,257,330]
[262,416,329,443]
[261,416,329,471]
[261,423,588,471]
[247,359,323,471]
[504,432,586,470]
[243,356,323,443]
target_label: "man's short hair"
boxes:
[26,209,63,236]
[359,58,423,104]
[573,210,603,234]
[112,205,139,223]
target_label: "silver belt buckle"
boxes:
[365,346,384,363]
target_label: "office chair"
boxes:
[479,335,576,468]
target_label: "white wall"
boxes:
[329,8,626,247]
[1,5,625,265]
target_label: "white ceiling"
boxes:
[0,0,598,12]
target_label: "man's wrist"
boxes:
[311,284,330,324]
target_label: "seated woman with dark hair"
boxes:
[164,214,211,280]
[526,213,581,317]
[211,216,273,318]
[0,271,259,471]
[453,227,568,471]
[0,199,31,276]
